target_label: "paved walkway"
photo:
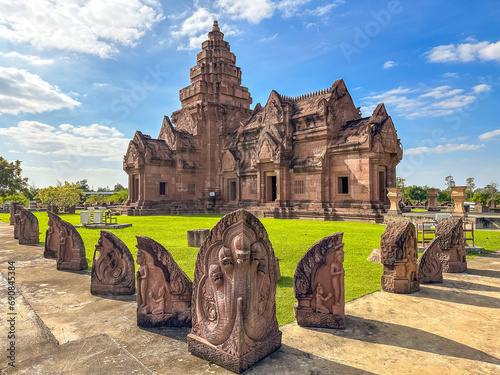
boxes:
[0,221,499,374]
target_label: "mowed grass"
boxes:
[1,212,499,326]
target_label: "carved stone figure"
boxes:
[16,206,39,245]
[13,213,20,239]
[44,211,62,259]
[187,209,281,374]
[135,236,192,327]
[56,218,88,271]
[294,233,345,329]
[380,221,419,294]
[435,217,467,273]
[417,237,443,283]
[91,231,135,295]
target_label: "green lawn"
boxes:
[1,211,499,326]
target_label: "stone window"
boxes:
[188,183,195,195]
[294,180,305,195]
[338,177,349,194]
[159,182,166,196]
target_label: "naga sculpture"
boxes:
[380,221,419,294]
[417,237,443,283]
[294,233,345,329]
[9,202,18,225]
[187,209,281,374]
[44,211,62,259]
[91,231,135,295]
[435,217,467,273]
[135,236,192,327]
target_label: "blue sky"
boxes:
[0,0,499,190]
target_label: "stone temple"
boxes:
[122,21,402,222]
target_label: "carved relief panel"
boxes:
[187,209,281,374]
[91,231,136,295]
[136,236,192,327]
[44,211,61,259]
[417,237,443,283]
[56,218,88,271]
[294,233,345,329]
[17,207,39,245]
[435,217,467,273]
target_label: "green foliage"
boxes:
[406,185,427,202]
[85,194,108,204]
[438,190,451,203]
[75,179,90,191]
[108,189,128,203]
[396,177,406,198]
[471,192,489,205]
[0,193,29,206]
[113,183,126,192]
[465,177,475,200]
[445,175,455,191]
[0,157,28,197]
[35,182,83,209]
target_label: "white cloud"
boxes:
[306,2,342,17]
[478,129,500,141]
[405,143,485,155]
[0,51,54,66]
[276,0,311,18]
[472,84,491,94]
[426,40,500,63]
[0,66,80,115]
[0,0,164,58]
[259,33,278,43]
[217,0,274,23]
[383,60,398,69]
[362,84,486,119]
[442,72,459,78]
[171,8,219,50]
[0,121,129,161]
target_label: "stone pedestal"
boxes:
[451,186,467,217]
[386,188,402,214]
[187,229,210,247]
[427,188,439,212]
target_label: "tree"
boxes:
[35,182,83,210]
[465,177,475,200]
[76,179,90,191]
[484,181,498,199]
[445,175,455,191]
[396,177,406,198]
[97,186,110,192]
[0,157,28,197]
[113,183,126,192]
[406,185,427,202]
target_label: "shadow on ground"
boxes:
[307,316,500,365]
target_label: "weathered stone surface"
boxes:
[44,211,61,259]
[9,202,18,225]
[380,221,419,294]
[187,229,210,247]
[294,233,345,329]
[55,215,88,271]
[451,186,467,217]
[136,236,192,328]
[122,21,402,223]
[426,188,439,211]
[13,212,20,239]
[487,198,496,209]
[16,206,39,245]
[417,237,443,283]
[367,248,382,264]
[91,231,136,296]
[187,209,281,373]
[386,188,401,214]
[475,201,486,213]
[435,217,467,273]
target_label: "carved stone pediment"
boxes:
[188,209,281,373]
[417,237,443,283]
[221,150,237,172]
[56,215,88,271]
[136,236,192,327]
[294,233,345,329]
[435,217,467,273]
[45,211,62,259]
[91,231,136,295]
[380,221,419,294]
[16,206,39,245]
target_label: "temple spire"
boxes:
[208,20,224,41]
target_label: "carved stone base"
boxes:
[137,309,191,328]
[438,252,467,273]
[91,283,135,296]
[187,329,282,374]
[19,236,39,245]
[57,258,88,271]
[381,276,420,294]
[294,305,345,329]
[44,248,57,259]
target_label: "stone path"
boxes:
[0,221,499,374]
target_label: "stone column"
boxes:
[386,188,402,214]
[451,186,467,217]
[138,174,145,206]
[126,174,133,204]
[427,188,439,211]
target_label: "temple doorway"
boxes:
[266,175,277,202]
